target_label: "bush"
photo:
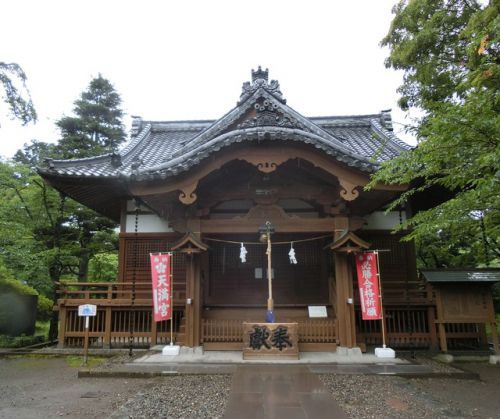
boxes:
[0,274,38,296]
[0,269,39,336]
[0,334,44,348]
[37,295,54,321]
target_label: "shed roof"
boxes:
[421,269,500,283]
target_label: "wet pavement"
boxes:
[224,365,347,419]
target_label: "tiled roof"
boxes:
[39,69,411,182]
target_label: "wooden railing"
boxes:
[57,281,184,305]
[61,306,184,348]
[356,306,437,349]
[56,281,185,348]
[201,318,337,350]
[202,319,243,343]
[356,306,485,350]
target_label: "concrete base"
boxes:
[162,345,180,356]
[489,355,500,365]
[375,347,396,358]
[335,347,363,358]
[434,353,454,363]
[180,346,204,355]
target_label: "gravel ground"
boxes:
[319,361,500,419]
[110,375,232,419]
[320,374,467,418]
[1,354,498,418]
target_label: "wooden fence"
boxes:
[57,282,184,348]
[56,282,486,351]
[201,318,337,351]
[356,306,485,350]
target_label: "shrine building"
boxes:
[39,68,499,354]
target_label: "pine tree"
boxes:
[56,74,125,158]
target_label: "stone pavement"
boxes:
[224,365,347,419]
[78,350,451,377]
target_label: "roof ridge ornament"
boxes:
[239,67,286,105]
[252,66,269,82]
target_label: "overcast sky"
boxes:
[0,0,415,159]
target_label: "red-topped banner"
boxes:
[150,253,172,322]
[355,252,382,320]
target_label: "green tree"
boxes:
[369,0,499,267]
[0,156,119,339]
[0,62,37,125]
[56,74,125,158]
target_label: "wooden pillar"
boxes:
[435,289,448,352]
[184,253,202,347]
[150,312,158,346]
[193,257,202,346]
[427,306,439,351]
[331,216,357,349]
[185,254,195,347]
[103,306,112,349]
[172,226,208,348]
[57,306,67,348]
[334,252,356,348]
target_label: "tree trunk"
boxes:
[48,265,60,342]
[78,251,90,282]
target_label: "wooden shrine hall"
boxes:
[39,68,499,354]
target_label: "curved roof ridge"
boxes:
[119,123,152,157]
[172,88,352,160]
[310,113,383,121]
[135,127,377,179]
[370,118,412,152]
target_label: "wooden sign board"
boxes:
[438,285,494,322]
[308,306,327,318]
[243,322,299,360]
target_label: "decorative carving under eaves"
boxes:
[338,179,360,201]
[179,182,198,205]
[237,100,304,130]
[239,67,286,104]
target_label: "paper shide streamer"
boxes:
[289,242,297,264]
[240,242,248,263]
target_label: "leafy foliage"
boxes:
[369,0,499,268]
[0,265,38,296]
[0,62,37,125]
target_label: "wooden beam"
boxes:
[128,144,407,205]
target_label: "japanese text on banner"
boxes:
[355,252,382,320]
[150,253,172,321]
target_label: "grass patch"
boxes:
[0,321,51,348]
[0,334,44,348]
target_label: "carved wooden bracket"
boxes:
[179,182,198,205]
[240,154,289,173]
[339,179,360,201]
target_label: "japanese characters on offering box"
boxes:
[249,325,293,351]
[150,253,172,321]
[355,252,382,320]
